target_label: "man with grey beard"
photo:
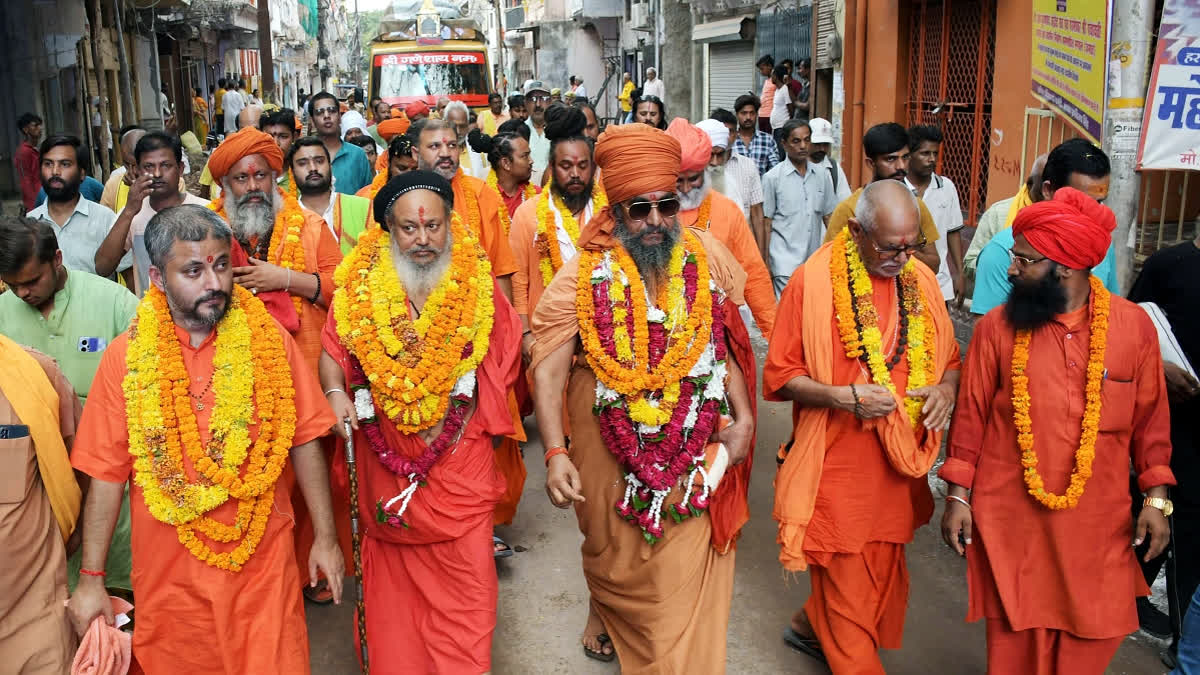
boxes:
[319,170,521,672]
[696,117,763,230]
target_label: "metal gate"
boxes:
[755,7,812,92]
[905,0,996,227]
[708,41,755,112]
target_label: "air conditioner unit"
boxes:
[630,2,650,30]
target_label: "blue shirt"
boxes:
[971,227,1120,315]
[36,175,105,207]
[330,141,373,195]
[732,130,781,176]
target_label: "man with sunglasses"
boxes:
[530,123,756,670]
[822,123,941,273]
[941,186,1173,674]
[523,80,553,184]
[766,179,961,672]
[668,117,776,338]
[309,91,373,195]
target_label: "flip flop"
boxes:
[583,633,616,662]
[303,579,334,605]
[783,626,828,664]
[493,534,514,559]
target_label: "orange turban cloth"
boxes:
[1013,186,1116,270]
[405,100,430,119]
[207,127,284,184]
[377,117,411,142]
[666,117,712,173]
[594,123,681,204]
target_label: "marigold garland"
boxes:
[1012,274,1108,510]
[123,284,296,571]
[830,227,935,428]
[534,181,609,286]
[331,212,494,434]
[485,169,537,236]
[209,187,307,317]
[690,193,714,232]
[453,169,483,239]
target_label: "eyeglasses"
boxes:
[313,106,339,116]
[1007,250,1048,267]
[863,233,927,260]
[527,95,551,103]
[623,197,680,221]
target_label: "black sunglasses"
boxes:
[624,197,680,221]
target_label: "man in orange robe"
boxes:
[203,126,346,600]
[530,123,757,668]
[667,117,777,339]
[68,205,343,673]
[321,172,521,672]
[765,179,961,673]
[940,188,1174,674]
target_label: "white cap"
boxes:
[809,117,834,144]
[696,119,730,150]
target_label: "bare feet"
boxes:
[581,606,615,661]
[791,609,814,637]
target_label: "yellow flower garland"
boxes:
[453,170,484,239]
[485,169,537,236]
[830,227,935,428]
[123,284,296,571]
[1012,274,1108,510]
[534,181,609,286]
[209,188,307,317]
[332,212,494,433]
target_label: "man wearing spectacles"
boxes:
[767,179,961,672]
[308,91,374,195]
[522,80,552,184]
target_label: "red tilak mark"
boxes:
[245,160,262,174]
[206,256,214,263]
[418,205,427,225]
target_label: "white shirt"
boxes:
[906,174,964,300]
[770,84,791,130]
[717,153,764,221]
[574,85,588,98]
[28,198,130,276]
[820,155,853,202]
[642,78,665,101]
[222,90,245,134]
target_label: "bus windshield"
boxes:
[373,52,489,99]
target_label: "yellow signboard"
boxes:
[1030,0,1111,143]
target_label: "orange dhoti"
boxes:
[984,621,1123,675]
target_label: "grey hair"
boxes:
[856,179,919,232]
[144,204,232,269]
[444,101,470,120]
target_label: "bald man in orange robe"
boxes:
[940,188,1174,674]
[667,117,777,339]
[321,172,521,672]
[765,180,961,673]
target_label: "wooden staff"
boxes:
[344,420,369,674]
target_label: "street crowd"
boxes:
[3,54,1199,675]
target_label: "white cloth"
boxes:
[27,198,130,276]
[718,153,764,222]
[770,85,791,130]
[696,119,730,150]
[340,110,369,140]
[642,78,665,101]
[574,85,588,99]
[222,90,245,134]
[905,174,963,300]
[550,197,596,263]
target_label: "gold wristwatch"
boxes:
[1144,496,1174,517]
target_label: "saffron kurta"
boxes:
[940,296,1175,646]
[321,281,521,673]
[530,231,754,672]
[764,243,960,673]
[71,319,337,674]
[453,171,519,279]
[679,190,777,338]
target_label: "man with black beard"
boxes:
[942,186,1174,673]
[26,135,129,283]
[289,136,371,254]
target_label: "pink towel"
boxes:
[71,597,133,675]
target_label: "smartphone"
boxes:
[78,336,107,353]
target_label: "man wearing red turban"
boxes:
[942,184,1175,673]
[666,117,777,339]
[529,121,757,669]
[404,100,430,122]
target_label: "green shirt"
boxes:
[0,270,138,401]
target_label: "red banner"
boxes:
[374,52,484,67]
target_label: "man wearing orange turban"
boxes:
[942,184,1174,674]
[529,121,757,669]
[376,116,410,143]
[666,117,776,339]
[207,127,349,603]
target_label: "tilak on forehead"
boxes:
[418,205,426,225]
[207,255,214,263]
[206,127,284,183]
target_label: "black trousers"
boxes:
[1133,473,1200,647]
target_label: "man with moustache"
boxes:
[289,137,371,254]
[941,188,1173,674]
[760,120,837,291]
[695,117,763,231]
[767,180,961,672]
[411,118,516,302]
[445,101,487,178]
[530,123,757,669]
[320,172,521,671]
[807,118,852,202]
[668,117,776,338]
[479,120,537,237]
[26,135,130,283]
[95,132,210,296]
[68,205,343,674]
[822,123,941,273]
[309,91,373,194]
[507,94,528,123]
[732,94,781,177]
[523,80,553,183]
[478,92,509,136]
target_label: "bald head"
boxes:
[121,129,147,167]
[238,105,264,131]
[1028,153,1049,202]
[849,179,923,278]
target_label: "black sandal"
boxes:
[493,534,514,559]
[583,633,616,662]
[783,626,828,664]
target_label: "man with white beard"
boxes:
[319,170,521,672]
[696,118,764,248]
[666,118,777,338]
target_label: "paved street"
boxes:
[307,325,1170,674]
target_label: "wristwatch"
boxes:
[1144,496,1174,517]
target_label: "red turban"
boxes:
[405,101,430,119]
[666,117,712,173]
[1013,186,1116,270]
[594,123,681,204]
[208,127,284,184]
[377,117,411,142]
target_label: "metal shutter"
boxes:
[708,41,755,113]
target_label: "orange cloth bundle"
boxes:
[70,596,133,675]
